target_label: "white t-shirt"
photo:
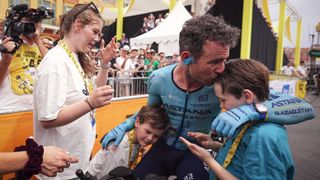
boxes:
[33,46,96,179]
[88,134,130,179]
[297,65,307,77]
[0,43,41,113]
[281,66,295,76]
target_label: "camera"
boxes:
[1,4,54,54]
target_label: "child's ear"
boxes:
[242,89,254,104]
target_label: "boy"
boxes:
[88,105,170,179]
[181,59,297,180]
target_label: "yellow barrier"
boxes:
[295,80,307,99]
[269,72,307,98]
[0,97,147,179]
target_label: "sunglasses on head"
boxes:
[73,2,99,21]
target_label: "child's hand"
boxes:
[179,136,212,162]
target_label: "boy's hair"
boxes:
[137,105,170,130]
[214,59,269,102]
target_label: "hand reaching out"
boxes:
[179,137,212,162]
[41,146,79,177]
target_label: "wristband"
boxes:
[100,63,110,69]
[14,138,44,179]
[85,97,95,111]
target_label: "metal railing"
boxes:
[107,76,149,98]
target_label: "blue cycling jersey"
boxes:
[147,64,221,149]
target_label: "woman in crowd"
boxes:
[33,2,116,179]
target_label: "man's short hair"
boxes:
[179,14,240,61]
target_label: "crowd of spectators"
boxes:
[140,13,167,34]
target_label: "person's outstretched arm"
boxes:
[212,89,315,137]
[0,151,28,174]
[265,89,315,124]
[180,137,238,180]
[101,114,136,149]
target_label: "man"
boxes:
[101,15,314,179]
[281,61,298,76]
[0,15,48,112]
[297,60,307,78]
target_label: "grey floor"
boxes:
[286,93,320,180]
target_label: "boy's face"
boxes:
[214,83,245,110]
[135,120,166,147]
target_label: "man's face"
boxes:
[187,40,229,86]
[214,83,244,110]
[135,120,165,147]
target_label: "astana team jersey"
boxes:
[147,64,221,149]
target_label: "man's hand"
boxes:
[101,126,126,150]
[211,104,259,137]
[1,37,16,56]
[41,146,79,177]
[187,132,222,151]
[101,118,135,149]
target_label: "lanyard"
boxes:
[58,40,90,95]
[222,121,259,168]
[58,40,95,127]
[127,129,142,169]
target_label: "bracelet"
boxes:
[14,137,44,179]
[100,63,110,69]
[85,97,95,111]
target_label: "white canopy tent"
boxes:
[101,0,194,20]
[129,2,192,55]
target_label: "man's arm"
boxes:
[34,36,48,57]
[266,89,315,124]
[0,55,11,86]
[0,37,15,86]
[33,22,48,57]
[212,90,315,137]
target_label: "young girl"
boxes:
[33,2,116,179]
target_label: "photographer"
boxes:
[0,5,50,112]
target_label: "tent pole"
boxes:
[170,0,176,12]
[294,19,302,67]
[275,0,286,71]
[240,0,253,59]
[116,0,124,41]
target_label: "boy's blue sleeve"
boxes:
[266,89,315,124]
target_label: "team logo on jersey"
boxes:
[199,95,208,102]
